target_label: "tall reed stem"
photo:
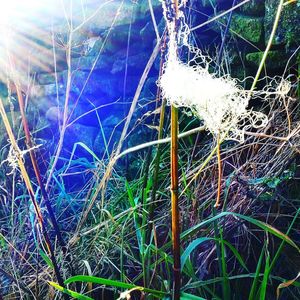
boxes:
[13,81,69,257]
[171,105,181,300]
[170,0,181,298]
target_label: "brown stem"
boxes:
[171,106,181,300]
[214,133,222,208]
[14,82,68,255]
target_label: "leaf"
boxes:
[0,234,7,249]
[180,212,299,252]
[249,245,265,300]
[258,192,273,201]
[266,177,281,189]
[39,250,54,269]
[259,253,270,300]
[125,181,143,254]
[223,240,248,272]
[48,281,93,300]
[181,237,248,273]
[276,272,300,299]
[64,275,167,297]
[220,230,230,300]
[72,142,101,163]
[180,292,207,300]
[181,238,212,270]
[283,0,297,6]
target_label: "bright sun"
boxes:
[0,1,40,24]
[0,0,64,85]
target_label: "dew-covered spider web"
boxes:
[157,0,275,142]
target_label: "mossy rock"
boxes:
[246,50,288,69]
[201,0,217,8]
[139,0,161,15]
[237,0,265,17]
[230,14,264,44]
[265,0,300,46]
[37,72,65,85]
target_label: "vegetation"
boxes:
[0,0,299,299]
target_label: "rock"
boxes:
[139,21,158,46]
[265,0,300,47]
[201,0,238,10]
[141,76,159,98]
[102,114,123,129]
[45,106,63,122]
[201,0,217,8]
[237,0,265,17]
[70,71,121,99]
[139,0,161,16]
[111,52,149,74]
[37,72,65,85]
[80,1,142,34]
[246,50,289,69]
[230,14,264,44]
[65,123,98,153]
[71,54,115,72]
[40,82,66,96]
[30,46,67,74]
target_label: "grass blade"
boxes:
[49,281,93,300]
[181,238,212,270]
[180,292,207,300]
[64,275,167,297]
[249,245,265,300]
[259,253,270,300]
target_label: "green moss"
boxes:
[238,0,265,16]
[246,50,288,69]
[230,15,264,43]
[265,0,300,46]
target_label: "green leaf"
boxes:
[266,178,281,189]
[258,192,273,201]
[180,292,207,300]
[125,181,143,254]
[249,245,265,300]
[64,275,167,297]
[181,238,212,270]
[259,254,270,300]
[181,237,248,273]
[72,142,101,163]
[39,250,54,269]
[180,212,299,252]
[222,240,249,272]
[48,281,93,300]
[0,234,7,249]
